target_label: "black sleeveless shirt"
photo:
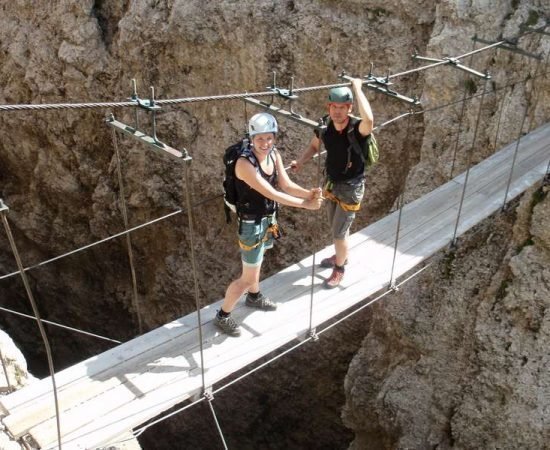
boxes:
[316,117,368,182]
[235,147,278,217]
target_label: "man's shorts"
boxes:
[238,216,276,267]
[326,178,365,240]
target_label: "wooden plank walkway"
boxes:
[1,123,548,449]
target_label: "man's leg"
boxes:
[334,237,348,267]
[324,206,354,288]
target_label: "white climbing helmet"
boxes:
[248,113,278,137]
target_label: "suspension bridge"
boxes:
[0,23,549,450]
[0,118,547,449]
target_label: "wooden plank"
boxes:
[30,355,196,448]
[462,141,548,198]
[0,311,209,414]
[1,321,206,436]
[451,124,548,189]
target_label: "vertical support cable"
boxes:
[307,127,324,339]
[0,349,12,392]
[452,76,490,246]
[0,200,62,449]
[110,126,143,334]
[501,55,543,209]
[389,111,414,288]
[183,157,207,392]
[206,397,229,450]
[526,51,549,134]
[527,52,549,180]
[492,84,508,154]
[449,41,477,179]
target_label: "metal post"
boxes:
[243,98,249,135]
[131,79,139,131]
[0,199,63,449]
[452,76,490,246]
[289,75,296,115]
[150,86,159,143]
[182,157,207,392]
[501,55,543,208]
[449,41,477,179]
[110,126,143,334]
[389,111,414,288]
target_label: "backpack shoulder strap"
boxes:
[346,116,364,159]
[318,115,331,142]
[239,142,258,167]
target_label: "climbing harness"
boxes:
[322,189,361,212]
[322,179,362,212]
[238,222,282,251]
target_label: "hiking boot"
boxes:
[324,267,345,289]
[320,255,348,268]
[215,313,241,337]
[245,292,277,311]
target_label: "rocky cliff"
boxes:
[0,0,549,449]
[343,182,550,449]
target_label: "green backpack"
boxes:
[322,116,379,171]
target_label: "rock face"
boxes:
[0,0,549,449]
[343,184,550,449]
[0,330,34,450]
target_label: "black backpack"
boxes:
[223,138,251,223]
[321,116,379,173]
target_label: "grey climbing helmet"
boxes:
[328,86,353,103]
[248,113,278,136]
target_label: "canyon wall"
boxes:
[0,1,548,448]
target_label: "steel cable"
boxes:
[111,128,143,334]
[0,203,63,449]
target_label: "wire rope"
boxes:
[111,127,143,334]
[0,304,121,343]
[0,205,63,449]
[451,76,490,246]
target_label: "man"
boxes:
[291,78,374,288]
[216,112,323,337]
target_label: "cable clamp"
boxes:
[133,97,162,112]
[203,386,214,402]
[267,87,298,100]
[443,57,460,65]
[308,328,319,341]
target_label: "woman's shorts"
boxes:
[238,216,276,267]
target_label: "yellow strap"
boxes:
[323,190,361,212]
[238,223,280,251]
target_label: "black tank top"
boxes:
[317,117,368,181]
[235,147,278,217]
